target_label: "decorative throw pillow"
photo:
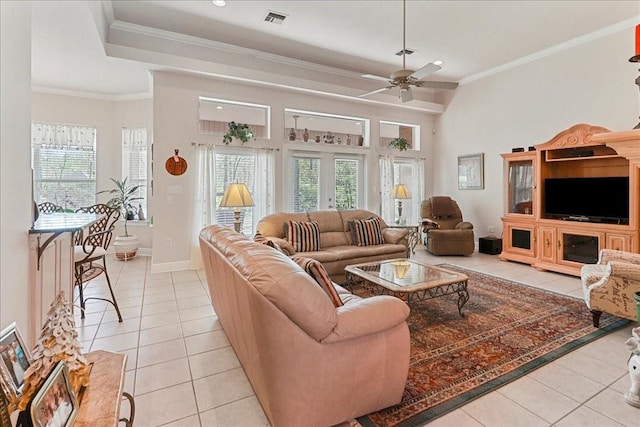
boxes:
[349,217,385,246]
[292,257,343,307]
[285,220,321,252]
[253,232,283,253]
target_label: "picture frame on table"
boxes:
[458,153,485,190]
[30,361,77,427]
[0,322,31,403]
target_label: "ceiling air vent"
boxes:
[395,48,415,56]
[264,11,287,24]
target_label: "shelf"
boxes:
[544,154,621,162]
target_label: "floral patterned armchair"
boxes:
[581,249,640,327]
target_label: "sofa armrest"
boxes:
[382,228,408,244]
[320,296,409,344]
[598,249,640,266]
[455,221,474,230]
[609,261,640,281]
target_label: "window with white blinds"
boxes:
[291,156,320,212]
[31,122,97,211]
[122,128,148,219]
[215,152,256,234]
[335,158,359,210]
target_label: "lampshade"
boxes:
[220,183,255,208]
[391,184,410,199]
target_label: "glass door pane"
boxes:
[508,160,533,214]
[334,158,359,210]
[291,156,320,212]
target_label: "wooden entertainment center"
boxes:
[500,123,640,276]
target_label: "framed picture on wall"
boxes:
[0,322,31,404]
[458,153,484,190]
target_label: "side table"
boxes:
[388,224,420,256]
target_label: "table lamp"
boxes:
[220,183,254,232]
[391,184,410,222]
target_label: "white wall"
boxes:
[31,93,154,250]
[435,28,638,240]
[152,71,436,269]
[0,2,32,336]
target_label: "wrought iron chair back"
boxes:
[37,202,64,214]
[73,204,122,322]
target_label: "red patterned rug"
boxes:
[355,264,628,427]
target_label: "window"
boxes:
[335,158,359,209]
[380,120,420,150]
[199,97,270,140]
[291,156,320,212]
[215,152,256,234]
[122,128,148,219]
[289,152,363,212]
[31,123,97,211]
[284,109,368,146]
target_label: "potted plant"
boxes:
[223,121,254,144]
[389,137,409,151]
[98,177,142,260]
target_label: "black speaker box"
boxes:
[479,237,502,255]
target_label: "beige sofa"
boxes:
[199,225,411,427]
[256,209,409,283]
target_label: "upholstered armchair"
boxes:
[582,249,640,327]
[420,196,475,256]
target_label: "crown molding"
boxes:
[31,85,152,101]
[460,16,640,85]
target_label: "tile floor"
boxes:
[74,247,639,427]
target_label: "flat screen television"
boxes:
[543,176,629,224]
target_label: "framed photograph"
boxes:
[458,153,485,190]
[0,322,31,402]
[30,361,77,427]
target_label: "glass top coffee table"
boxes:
[345,258,469,316]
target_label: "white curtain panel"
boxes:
[253,148,276,230]
[32,123,96,148]
[411,158,425,222]
[379,155,394,224]
[189,144,216,270]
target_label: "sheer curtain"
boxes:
[379,155,394,223]
[189,144,216,270]
[253,148,276,230]
[410,158,425,222]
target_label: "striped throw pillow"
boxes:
[350,217,385,246]
[292,257,343,307]
[285,220,321,252]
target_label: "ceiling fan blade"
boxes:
[358,87,393,98]
[410,63,441,81]
[417,81,459,90]
[400,88,413,102]
[361,74,392,83]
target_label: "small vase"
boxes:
[303,129,309,142]
[315,135,321,143]
[346,135,352,145]
[357,135,364,146]
[289,128,296,141]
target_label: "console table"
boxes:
[76,350,134,427]
[28,213,101,347]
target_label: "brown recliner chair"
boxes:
[421,196,475,256]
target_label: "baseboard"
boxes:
[150,260,191,274]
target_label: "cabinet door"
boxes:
[538,227,556,263]
[504,223,535,257]
[606,233,631,252]
[505,155,535,215]
[557,229,604,267]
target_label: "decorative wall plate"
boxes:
[165,149,187,176]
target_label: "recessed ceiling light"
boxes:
[216,106,223,109]
[212,1,226,7]
[434,60,443,65]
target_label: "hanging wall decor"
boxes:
[165,149,188,176]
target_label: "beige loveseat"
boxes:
[256,209,409,283]
[199,225,411,427]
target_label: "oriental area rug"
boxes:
[353,264,629,427]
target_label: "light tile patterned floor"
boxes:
[74,248,639,426]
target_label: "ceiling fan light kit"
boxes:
[359,0,458,102]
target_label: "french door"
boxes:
[289,151,363,212]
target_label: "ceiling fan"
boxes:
[358,0,458,102]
